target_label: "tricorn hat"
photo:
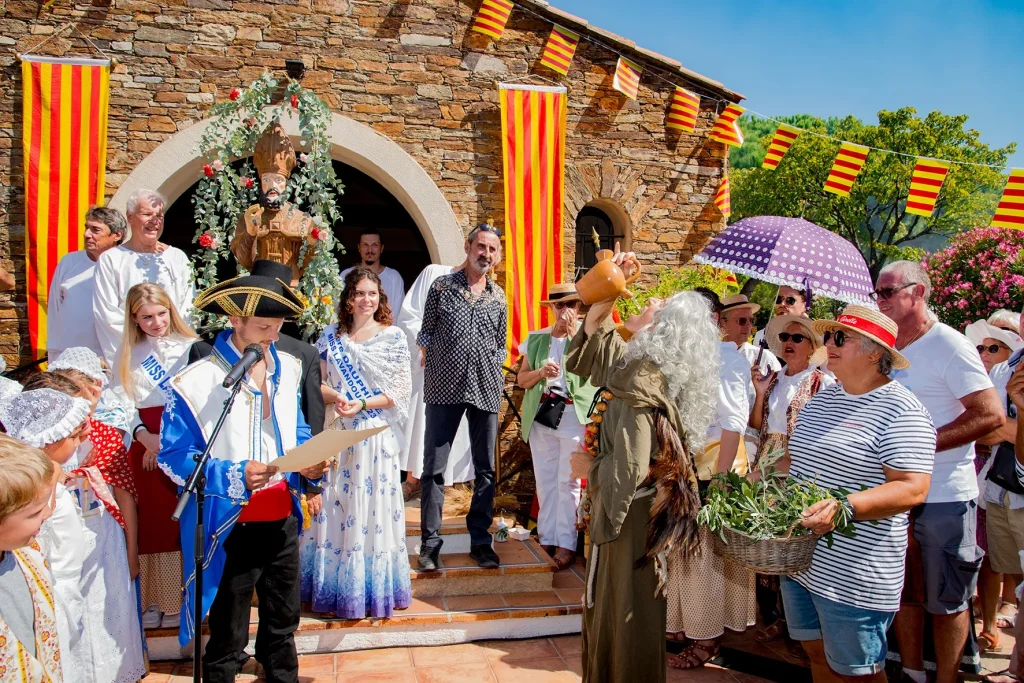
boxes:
[253,120,296,179]
[193,259,305,319]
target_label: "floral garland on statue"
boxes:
[190,71,345,337]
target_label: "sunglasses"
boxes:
[822,330,848,347]
[978,344,1007,354]
[778,332,809,344]
[775,296,799,306]
[475,224,503,238]
[729,316,753,326]
[551,301,579,310]
[869,283,916,301]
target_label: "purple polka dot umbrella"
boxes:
[692,216,876,306]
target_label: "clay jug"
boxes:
[575,249,641,304]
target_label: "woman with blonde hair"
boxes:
[113,281,197,630]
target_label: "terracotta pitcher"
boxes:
[575,249,641,304]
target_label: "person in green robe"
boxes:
[566,253,722,683]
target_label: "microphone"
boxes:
[222,344,265,388]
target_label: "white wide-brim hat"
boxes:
[811,305,910,371]
[766,315,828,367]
[965,319,1024,353]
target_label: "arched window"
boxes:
[574,205,625,278]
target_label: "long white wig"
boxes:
[621,290,720,453]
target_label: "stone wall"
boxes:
[0,0,739,367]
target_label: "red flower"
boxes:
[310,227,322,240]
[228,88,241,101]
[243,177,254,189]
[290,94,299,109]
[199,232,215,248]
[203,164,214,178]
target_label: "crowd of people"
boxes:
[1,190,1023,683]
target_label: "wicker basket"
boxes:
[710,524,819,576]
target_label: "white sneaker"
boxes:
[160,611,180,629]
[141,605,162,629]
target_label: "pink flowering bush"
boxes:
[924,227,1024,331]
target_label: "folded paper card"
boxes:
[268,426,387,472]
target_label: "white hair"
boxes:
[988,309,1021,333]
[622,291,720,453]
[879,260,932,302]
[126,189,167,216]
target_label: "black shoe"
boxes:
[418,547,440,572]
[470,544,500,569]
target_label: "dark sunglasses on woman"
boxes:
[778,332,808,344]
[775,296,799,306]
[977,344,1006,354]
[822,330,847,347]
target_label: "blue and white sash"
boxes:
[324,331,383,419]
[140,351,177,410]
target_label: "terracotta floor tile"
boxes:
[410,642,487,667]
[502,591,562,609]
[666,663,739,683]
[552,571,584,589]
[414,662,496,683]
[140,675,171,683]
[445,593,507,612]
[336,647,413,672]
[148,662,178,674]
[337,668,418,683]
[555,588,583,606]
[563,655,584,680]
[440,552,477,568]
[404,597,447,614]
[479,637,560,661]
[493,544,538,564]
[295,653,336,675]
[489,657,575,683]
[550,635,583,657]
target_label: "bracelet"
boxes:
[359,397,367,412]
[132,424,146,441]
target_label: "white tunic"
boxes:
[47,250,103,358]
[395,264,474,483]
[93,244,195,363]
[341,265,406,314]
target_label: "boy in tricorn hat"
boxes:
[158,259,328,682]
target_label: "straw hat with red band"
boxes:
[810,304,910,370]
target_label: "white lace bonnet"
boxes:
[0,388,92,448]
[0,376,22,402]
[48,347,109,388]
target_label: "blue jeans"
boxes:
[781,577,895,677]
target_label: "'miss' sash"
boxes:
[140,351,176,407]
[324,331,383,419]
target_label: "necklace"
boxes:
[898,321,931,350]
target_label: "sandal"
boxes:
[984,670,1018,683]
[553,547,576,571]
[667,640,720,669]
[979,630,1001,652]
[402,479,420,502]
[753,621,786,643]
[998,602,1018,629]
[787,641,809,663]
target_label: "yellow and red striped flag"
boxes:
[612,57,642,101]
[470,0,513,40]
[708,104,745,147]
[666,87,700,133]
[539,25,579,76]
[499,83,568,363]
[992,169,1024,229]
[761,124,800,170]
[714,174,731,218]
[905,159,951,217]
[22,56,110,359]
[823,142,869,197]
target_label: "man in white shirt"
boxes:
[340,228,405,313]
[878,260,1004,683]
[720,294,781,373]
[93,189,195,364]
[47,206,126,359]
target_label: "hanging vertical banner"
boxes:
[823,142,869,197]
[714,174,731,218]
[539,25,579,76]
[905,159,951,217]
[470,0,514,40]
[499,83,568,363]
[992,169,1024,229]
[612,57,642,101]
[666,87,700,133]
[761,124,800,170]
[708,104,745,147]
[22,55,110,360]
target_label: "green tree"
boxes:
[731,108,1014,279]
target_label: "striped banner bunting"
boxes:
[470,0,514,40]
[708,104,745,147]
[992,169,1024,229]
[22,56,110,359]
[539,25,579,76]
[714,174,731,218]
[905,159,951,217]
[612,57,642,101]
[666,87,700,133]
[761,124,800,170]
[823,142,869,197]
[498,83,568,363]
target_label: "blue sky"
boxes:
[551,0,1023,168]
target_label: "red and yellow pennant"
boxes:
[761,124,800,170]
[612,57,642,101]
[499,83,567,363]
[666,87,700,133]
[823,142,869,197]
[708,104,745,147]
[22,56,110,359]
[539,25,579,76]
[905,159,951,217]
[714,174,731,218]
[992,169,1024,229]
[470,0,513,40]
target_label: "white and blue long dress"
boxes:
[300,324,413,618]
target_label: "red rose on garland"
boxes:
[203,164,214,178]
[199,232,216,248]
[229,88,241,101]
[310,227,322,240]
[290,94,299,108]
[243,177,254,189]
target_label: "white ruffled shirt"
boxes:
[766,366,835,435]
[115,333,195,410]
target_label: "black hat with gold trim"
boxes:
[193,259,305,319]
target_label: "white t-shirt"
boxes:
[517,330,570,393]
[985,351,1023,508]
[738,341,781,374]
[766,366,835,435]
[341,265,405,314]
[890,322,994,503]
[47,250,103,358]
[708,340,752,442]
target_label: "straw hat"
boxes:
[720,294,760,315]
[540,282,581,305]
[965,319,1024,353]
[766,315,828,367]
[811,305,910,370]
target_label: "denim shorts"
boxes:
[781,577,896,677]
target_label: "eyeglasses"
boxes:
[778,332,809,344]
[869,283,916,301]
[978,344,1007,354]
[822,330,847,347]
[730,316,752,326]
[551,301,579,310]
[775,296,799,306]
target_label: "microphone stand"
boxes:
[172,377,245,683]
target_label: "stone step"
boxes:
[403,498,522,556]
[409,537,556,598]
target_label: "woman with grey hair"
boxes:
[567,250,719,683]
[988,308,1021,336]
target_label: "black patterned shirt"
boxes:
[417,270,507,413]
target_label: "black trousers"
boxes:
[203,516,300,683]
[421,402,497,550]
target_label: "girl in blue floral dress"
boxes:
[300,267,412,618]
